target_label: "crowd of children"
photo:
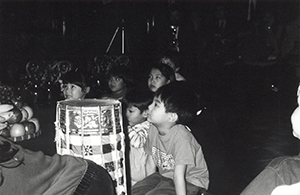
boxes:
[56,51,210,194]
[1,40,297,194]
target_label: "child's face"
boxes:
[126,105,147,126]
[108,76,126,93]
[292,85,300,139]
[147,96,170,126]
[148,68,170,92]
[291,106,300,139]
[62,83,86,100]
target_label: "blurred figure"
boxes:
[203,4,239,65]
[149,3,197,80]
[238,9,284,64]
[158,50,186,81]
[281,12,300,79]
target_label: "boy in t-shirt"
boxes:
[131,82,209,195]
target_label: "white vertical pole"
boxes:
[122,26,125,54]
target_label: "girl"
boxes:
[147,63,175,93]
[60,70,91,100]
[102,66,134,100]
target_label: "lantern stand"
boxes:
[105,19,127,55]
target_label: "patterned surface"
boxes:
[55,99,127,195]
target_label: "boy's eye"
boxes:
[155,76,161,80]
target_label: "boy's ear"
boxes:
[84,87,90,94]
[168,113,178,123]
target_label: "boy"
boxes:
[241,84,300,195]
[123,88,153,186]
[132,82,209,195]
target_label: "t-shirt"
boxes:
[144,124,209,189]
[0,136,87,195]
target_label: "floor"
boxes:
[15,60,300,195]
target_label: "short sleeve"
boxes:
[173,136,196,166]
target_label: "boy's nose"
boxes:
[148,103,153,110]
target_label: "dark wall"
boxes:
[0,1,298,86]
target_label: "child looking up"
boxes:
[59,70,91,100]
[123,88,153,187]
[132,82,209,195]
[148,63,175,93]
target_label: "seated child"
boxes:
[148,63,175,93]
[102,66,134,100]
[59,70,91,100]
[123,88,153,186]
[159,50,186,81]
[240,84,300,195]
[132,82,209,195]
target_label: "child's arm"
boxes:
[174,164,187,195]
[145,154,156,177]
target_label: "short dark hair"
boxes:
[155,82,199,124]
[124,87,153,112]
[149,63,176,83]
[60,70,90,90]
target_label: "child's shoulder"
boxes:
[133,120,150,129]
[172,124,193,137]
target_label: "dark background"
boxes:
[0,1,298,85]
[0,1,299,195]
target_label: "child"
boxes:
[123,88,153,187]
[148,63,175,93]
[159,50,186,81]
[240,84,300,195]
[132,82,209,195]
[59,70,91,100]
[102,66,133,100]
